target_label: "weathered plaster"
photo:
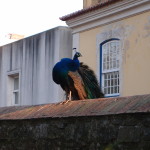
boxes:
[79,11,150,97]
[0,27,72,107]
[144,16,150,38]
[96,23,133,96]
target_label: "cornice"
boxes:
[66,0,150,33]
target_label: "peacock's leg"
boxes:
[59,91,71,104]
[68,91,72,100]
[65,91,72,103]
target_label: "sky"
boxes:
[0,0,83,37]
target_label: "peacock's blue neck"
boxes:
[71,56,80,71]
[73,54,78,60]
[60,56,80,72]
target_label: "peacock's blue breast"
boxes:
[52,58,80,84]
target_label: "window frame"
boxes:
[7,70,20,106]
[13,76,19,105]
[100,38,120,97]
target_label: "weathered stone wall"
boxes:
[0,113,150,150]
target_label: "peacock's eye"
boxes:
[75,52,82,57]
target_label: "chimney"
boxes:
[8,34,24,40]
[83,0,100,9]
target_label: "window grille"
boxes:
[7,71,20,106]
[101,39,120,97]
[13,76,19,104]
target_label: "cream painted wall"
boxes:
[79,29,99,72]
[122,11,150,96]
[78,11,150,96]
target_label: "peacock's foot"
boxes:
[59,91,72,104]
[59,99,71,105]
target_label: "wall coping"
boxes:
[0,94,150,120]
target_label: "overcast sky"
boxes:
[0,0,83,37]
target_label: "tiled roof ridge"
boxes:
[0,94,150,120]
[60,0,122,21]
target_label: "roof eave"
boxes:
[60,0,123,21]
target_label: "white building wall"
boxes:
[0,26,72,107]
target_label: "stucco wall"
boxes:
[0,26,72,107]
[78,11,150,97]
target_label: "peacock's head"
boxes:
[74,52,82,58]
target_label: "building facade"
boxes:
[61,0,150,97]
[0,26,72,107]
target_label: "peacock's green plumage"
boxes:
[78,62,104,99]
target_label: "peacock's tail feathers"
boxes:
[78,63,104,99]
[68,71,87,100]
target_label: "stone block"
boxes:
[117,126,141,143]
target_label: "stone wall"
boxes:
[0,94,150,150]
[0,113,150,150]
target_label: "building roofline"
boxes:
[60,0,122,21]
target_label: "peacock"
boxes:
[52,51,104,101]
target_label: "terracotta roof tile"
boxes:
[0,94,150,120]
[60,0,123,21]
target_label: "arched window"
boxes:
[100,39,120,97]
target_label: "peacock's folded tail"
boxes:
[68,71,87,100]
[78,63,104,99]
